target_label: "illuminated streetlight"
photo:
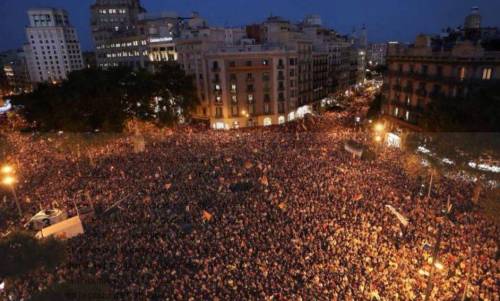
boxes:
[374,123,385,132]
[1,164,14,174]
[2,175,16,186]
[374,135,382,143]
[1,175,22,218]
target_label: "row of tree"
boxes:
[12,63,198,132]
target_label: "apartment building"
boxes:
[381,8,500,130]
[24,8,84,84]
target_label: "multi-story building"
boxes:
[177,14,361,129]
[0,49,31,93]
[367,43,388,66]
[90,0,146,68]
[91,0,185,70]
[24,8,84,84]
[381,8,500,131]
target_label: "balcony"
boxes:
[416,89,427,97]
[277,74,285,80]
[429,90,444,99]
[403,86,413,93]
[277,64,285,70]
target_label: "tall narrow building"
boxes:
[24,8,84,83]
[90,0,146,68]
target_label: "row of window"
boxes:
[97,40,147,50]
[394,63,494,80]
[97,8,127,14]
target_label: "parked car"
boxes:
[24,209,67,230]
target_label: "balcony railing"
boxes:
[416,89,427,97]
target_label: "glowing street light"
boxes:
[1,164,14,174]
[374,123,385,132]
[374,135,382,143]
[2,175,16,186]
[1,174,22,218]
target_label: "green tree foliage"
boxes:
[12,63,197,132]
[31,281,113,301]
[366,93,382,119]
[419,82,500,132]
[0,231,66,278]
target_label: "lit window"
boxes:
[231,84,237,92]
[405,111,410,121]
[263,117,272,126]
[459,67,466,80]
[247,94,254,102]
[215,84,221,90]
[482,68,492,80]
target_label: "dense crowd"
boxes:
[0,110,498,300]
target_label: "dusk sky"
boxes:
[1,0,499,52]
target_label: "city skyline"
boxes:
[1,0,500,52]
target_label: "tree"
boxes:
[31,281,113,301]
[0,231,66,279]
[366,93,382,119]
[419,82,500,132]
[12,64,198,132]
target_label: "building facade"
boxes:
[177,15,361,129]
[0,49,31,94]
[381,9,500,130]
[24,8,84,83]
[367,43,388,66]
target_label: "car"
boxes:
[24,209,68,230]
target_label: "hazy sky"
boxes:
[1,0,499,51]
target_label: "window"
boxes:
[230,73,236,81]
[215,96,222,103]
[229,61,235,67]
[459,67,466,80]
[231,95,237,103]
[263,117,272,126]
[232,105,239,116]
[405,110,410,121]
[262,59,269,65]
[245,60,252,67]
[247,94,254,102]
[482,68,492,80]
[421,65,428,75]
[278,116,285,124]
[231,84,237,92]
[215,107,223,118]
[264,103,271,114]
[215,84,221,91]
[278,102,285,113]
[394,107,399,117]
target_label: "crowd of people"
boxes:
[0,108,498,300]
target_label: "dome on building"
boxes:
[464,6,481,30]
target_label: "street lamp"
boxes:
[1,171,22,218]
[374,122,385,132]
[1,164,13,174]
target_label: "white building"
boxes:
[25,8,84,83]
